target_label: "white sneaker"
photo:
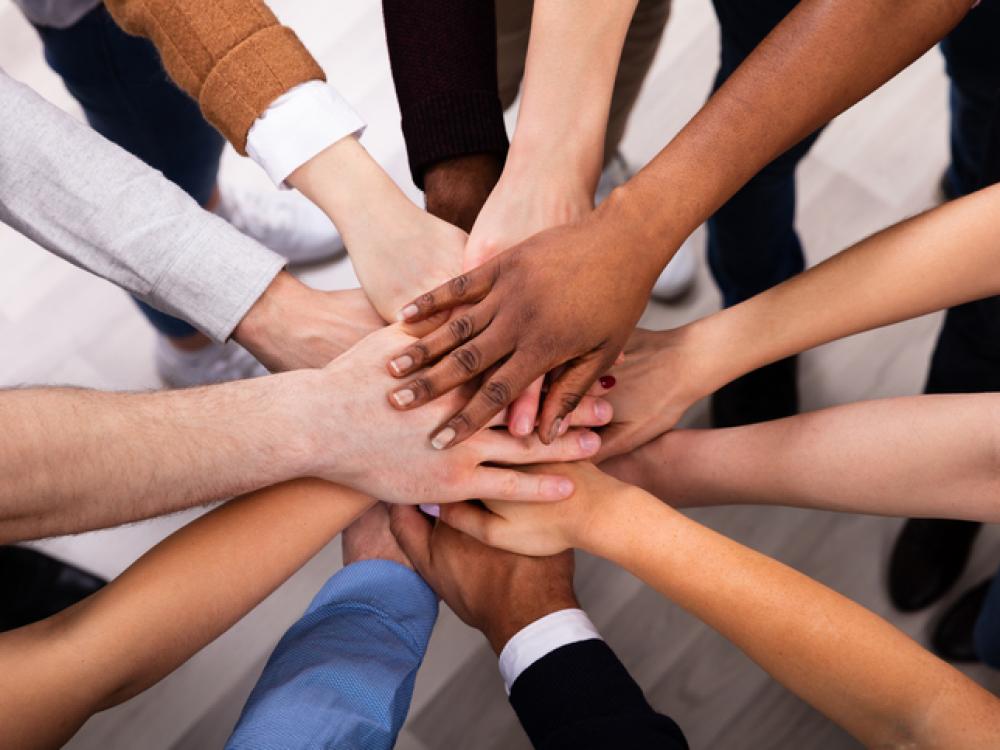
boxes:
[652,230,699,303]
[214,185,346,265]
[155,335,269,388]
[595,150,633,206]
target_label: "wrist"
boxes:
[233,270,299,354]
[483,592,580,656]
[423,154,503,231]
[232,368,331,482]
[289,136,417,234]
[578,485,661,561]
[279,366,350,479]
[506,124,603,193]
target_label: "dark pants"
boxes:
[35,6,225,338]
[707,0,1000,309]
[707,0,1000,659]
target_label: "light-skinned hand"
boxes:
[305,326,609,505]
[428,461,638,556]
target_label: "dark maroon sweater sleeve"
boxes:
[381,0,509,189]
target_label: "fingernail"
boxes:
[392,389,415,407]
[595,400,612,421]
[397,304,420,322]
[431,427,456,450]
[579,431,601,452]
[548,418,563,443]
[599,375,616,390]
[390,354,414,375]
[514,415,533,436]
[556,479,574,498]
[419,503,440,518]
[558,419,570,436]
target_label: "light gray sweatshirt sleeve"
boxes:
[0,69,285,343]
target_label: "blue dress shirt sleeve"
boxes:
[225,560,439,750]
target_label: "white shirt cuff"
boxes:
[497,608,602,695]
[246,81,366,187]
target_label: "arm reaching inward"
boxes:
[101,0,467,319]
[459,0,639,436]
[0,479,372,749]
[388,504,689,749]
[595,182,1000,458]
[387,0,975,447]
[605,394,1000,523]
[381,0,507,230]
[0,326,605,543]
[438,463,1000,749]
[0,68,384,371]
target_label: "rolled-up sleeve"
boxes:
[226,560,439,750]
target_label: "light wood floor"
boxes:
[2,1,999,748]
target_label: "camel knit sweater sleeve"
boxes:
[103,0,325,154]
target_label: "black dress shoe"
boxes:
[710,356,798,428]
[0,546,106,632]
[888,519,981,612]
[932,578,993,663]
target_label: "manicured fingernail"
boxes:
[514,415,533,436]
[599,375,616,390]
[419,503,440,518]
[548,418,563,443]
[397,304,420,322]
[390,354,414,375]
[392,388,415,407]
[579,431,601,452]
[595,400,612,421]
[431,427,456,450]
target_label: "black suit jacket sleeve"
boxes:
[381,0,509,189]
[509,639,688,750]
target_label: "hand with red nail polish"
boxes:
[594,327,708,461]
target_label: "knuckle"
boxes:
[410,377,435,400]
[409,342,431,367]
[560,392,583,413]
[418,292,436,310]
[448,413,474,436]
[483,378,513,408]
[448,314,475,343]
[499,472,520,498]
[450,344,482,375]
[449,273,472,298]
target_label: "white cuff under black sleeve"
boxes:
[498,609,602,695]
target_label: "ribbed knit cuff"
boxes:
[401,90,509,190]
[201,25,326,155]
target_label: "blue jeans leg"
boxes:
[707,0,817,308]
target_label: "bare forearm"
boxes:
[511,0,638,188]
[589,493,1000,747]
[614,0,971,259]
[673,184,1000,401]
[288,137,464,319]
[629,394,1000,522]
[0,480,373,748]
[0,374,320,542]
